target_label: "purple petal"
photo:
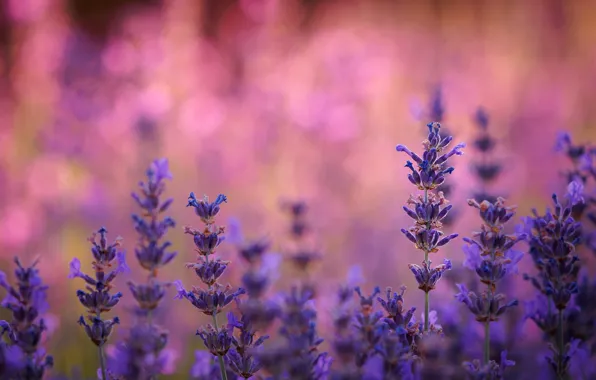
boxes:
[68,258,82,279]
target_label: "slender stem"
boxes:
[557,309,564,380]
[424,290,429,332]
[212,313,228,380]
[424,250,429,332]
[423,188,429,332]
[147,310,153,325]
[484,321,490,364]
[99,344,107,380]
[96,311,108,380]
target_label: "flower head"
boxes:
[187,192,228,225]
[0,258,53,379]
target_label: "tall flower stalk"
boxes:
[255,201,330,379]
[470,109,501,204]
[522,189,582,379]
[455,198,525,371]
[68,227,129,380]
[107,158,177,379]
[226,219,278,379]
[0,258,53,379]
[396,122,464,331]
[175,193,245,380]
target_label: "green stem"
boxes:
[484,321,490,364]
[212,313,228,380]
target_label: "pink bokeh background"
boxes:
[0,0,595,377]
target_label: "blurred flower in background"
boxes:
[0,0,595,378]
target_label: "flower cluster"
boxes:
[254,201,330,379]
[420,87,459,228]
[470,109,502,204]
[462,351,515,380]
[0,258,53,379]
[222,220,279,379]
[176,192,244,380]
[555,132,596,254]
[522,189,582,378]
[455,197,525,377]
[107,158,177,379]
[68,227,128,379]
[396,122,464,331]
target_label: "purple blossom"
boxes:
[0,258,53,379]
[106,324,172,378]
[566,178,585,206]
[408,259,452,293]
[69,227,124,380]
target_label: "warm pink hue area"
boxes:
[0,0,595,377]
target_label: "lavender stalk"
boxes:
[455,197,525,374]
[105,158,177,379]
[0,258,53,379]
[396,122,464,331]
[68,227,129,379]
[175,192,245,380]
[522,188,582,379]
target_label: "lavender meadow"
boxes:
[1,115,594,379]
[2,3,596,380]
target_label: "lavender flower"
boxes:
[396,122,464,331]
[225,311,269,378]
[470,108,501,204]
[522,190,582,378]
[462,350,515,380]
[329,267,365,379]
[69,227,128,380]
[177,193,243,380]
[190,350,234,380]
[420,87,459,228]
[254,202,329,379]
[109,159,177,379]
[217,220,279,379]
[0,258,53,379]
[105,324,174,379]
[353,287,385,368]
[456,197,524,373]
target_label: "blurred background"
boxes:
[0,0,595,378]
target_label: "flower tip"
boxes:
[395,145,406,152]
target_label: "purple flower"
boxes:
[77,316,120,347]
[190,350,221,379]
[172,280,187,300]
[454,284,517,322]
[151,158,173,182]
[130,159,177,276]
[566,179,585,206]
[0,258,53,379]
[69,226,124,375]
[196,324,233,356]
[107,323,171,379]
[555,131,572,152]
[128,280,171,311]
[187,192,228,225]
[178,283,245,316]
[408,259,452,293]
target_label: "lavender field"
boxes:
[0,0,596,379]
